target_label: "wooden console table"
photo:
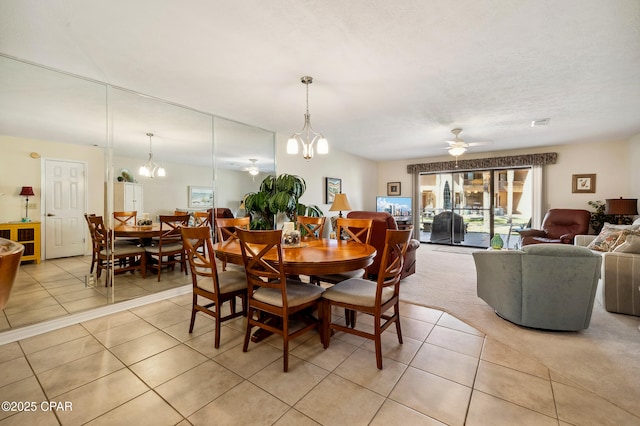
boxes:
[0,222,41,263]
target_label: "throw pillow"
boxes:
[613,234,640,254]
[586,223,636,252]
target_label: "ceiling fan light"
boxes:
[448,146,466,157]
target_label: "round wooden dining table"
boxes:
[213,237,376,276]
[113,223,162,238]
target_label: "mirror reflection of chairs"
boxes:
[86,215,147,286]
[181,226,247,348]
[321,229,412,369]
[145,214,190,281]
[236,228,325,372]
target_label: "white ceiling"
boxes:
[1,0,639,162]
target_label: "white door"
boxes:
[44,159,87,259]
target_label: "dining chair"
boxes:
[321,228,412,369]
[181,226,248,348]
[145,214,190,281]
[310,217,373,285]
[113,211,137,226]
[297,216,326,240]
[87,215,147,286]
[193,210,212,227]
[84,213,98,273]
[215,216,251,271]
[236,228,325,372]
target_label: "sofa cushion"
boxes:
[587,223,640,252]
[612,234,640,254]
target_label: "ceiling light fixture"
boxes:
[287,76,328,160]
[139,132,165,178]
[248,159,260,176]
[448,146,467,157]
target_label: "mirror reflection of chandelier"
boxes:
[139,132,166,178]
[287,76,328,160]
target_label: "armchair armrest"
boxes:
[559,233,577,244]
[517,229,546,238]
[574,235,596,247]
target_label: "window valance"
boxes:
[406,152,557,174]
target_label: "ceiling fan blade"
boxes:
[467,141,492,147]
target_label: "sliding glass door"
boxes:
[419,168,532,248]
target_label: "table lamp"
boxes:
[605,197,638,224]
[329,193,352,218]
[19,186,35,222]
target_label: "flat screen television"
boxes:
[376,196,412,217]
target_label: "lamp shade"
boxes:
[605,198,638,216]
[329,193,353,212]
[19,186,35,197]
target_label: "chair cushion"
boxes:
[313,269,365,283]
[322,278,394,307]
[253,281,324,308]
[145,243,183,254]
[101,245,145,256]
[196,270,247,294]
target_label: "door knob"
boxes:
[47,213,55,216]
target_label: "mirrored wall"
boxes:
[0,55,275,332]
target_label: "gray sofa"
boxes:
[575,229,640,317]
[473,244,602,330]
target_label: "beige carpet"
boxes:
[400,244,640,418]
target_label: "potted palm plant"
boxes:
[244,174,323,230]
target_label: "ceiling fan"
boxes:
[444,128,491,158]
[243,159,260,179]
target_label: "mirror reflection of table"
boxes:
[213,237,376,276]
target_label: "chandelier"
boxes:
[139,132,165,178]
[287,76,328,160]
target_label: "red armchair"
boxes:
[347,211,420,279]
[518,209,591,246]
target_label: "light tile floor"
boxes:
[1,294,639,425]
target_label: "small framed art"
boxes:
[188,186,214,208]
[572,174,596,194]
[325,177,342,204]
[387,182,401,196]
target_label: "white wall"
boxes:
[378,138,639,217]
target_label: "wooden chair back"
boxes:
[336,217,373,244]
[193,211,211,227]
[181,226,219,290]
[297,216,326,239]
[216,217,251,244]
[114,211,137,226]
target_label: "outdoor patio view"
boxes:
[419,168,532,248]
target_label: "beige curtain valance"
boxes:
[406,152,557,174]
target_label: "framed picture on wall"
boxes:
[387,181,401,196]
[325,177,342,204]
[188,186,214,208]
[572,174,596,194]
